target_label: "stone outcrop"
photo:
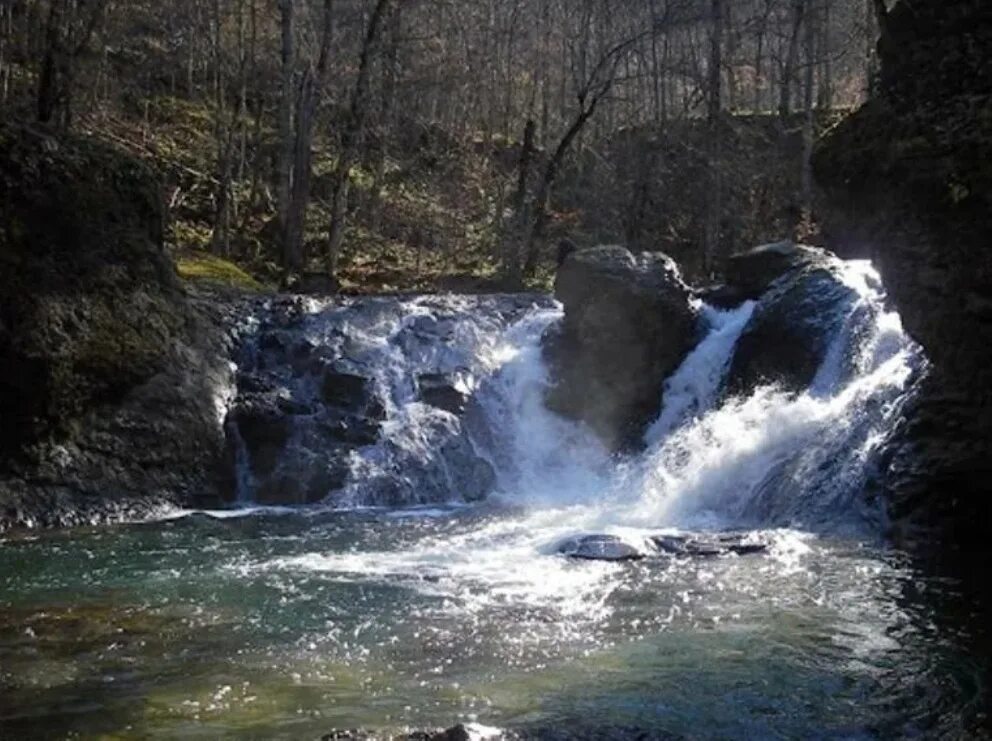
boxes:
[224,295,510,507]
[815,0,992,543]
[723,242,858,393]
[544,246,698,450]
[0,125,238,530]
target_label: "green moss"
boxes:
[170,220,213,250]
[177,253,268,291]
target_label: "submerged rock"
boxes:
[557,534,646,562]
[321,367,375,410]
[544,245,698,450]
[322,724,507,741]
[651,533,769,558]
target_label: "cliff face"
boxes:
[0,125,236,529]
[815,0,992,543]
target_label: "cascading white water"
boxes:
[232,257,919,534]
[12,259,973,740]
[256,257,919,618]
[643,300,756,445]
[455,258,919,539]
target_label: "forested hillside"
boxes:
[0,0,879,290]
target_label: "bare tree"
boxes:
[325,0,395,279]
[276,0,296,270]
[702,0,723,274]
[37,0,107,129]
[779,0,805,119]
[518,25,646,280]
[283,0,335,275]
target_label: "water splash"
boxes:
[644,301,756,445]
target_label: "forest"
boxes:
[1,0,882,288]
[2,0,991,738]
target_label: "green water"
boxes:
[0,507,987,739]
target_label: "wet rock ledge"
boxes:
[0,124,244,530]
[814,0,992,546]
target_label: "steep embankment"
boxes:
[0,125,239,529]
[815,0,992,541]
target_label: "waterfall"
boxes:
[643,300,756,445]
[227,259,921,535]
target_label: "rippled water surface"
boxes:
[0,508,987,739]
[2,263,989,738]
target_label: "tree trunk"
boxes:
[210,0,235,257]
[277,0,296,270]
[0,3,9,108]
[702,0,723,275]
[779,0,805,120]
[283,0,334,275]
[817,0,833,109]
[37,0,66,125]
[501,118,536,285]
[521,97,602,279]
[800,0,817,220]
[36,0,106,129]
[325,0,395,278]
[369,4,400,234]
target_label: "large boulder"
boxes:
[815,0,992,544]
[544,246,698,450]
[723,241,831,299]
[723,245,858,393]
[0,125,236,530]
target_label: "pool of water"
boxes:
[1,506,987,739]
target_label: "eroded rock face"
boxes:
[0,125,238,530]
[815,0,992,543]
[544,246,698,450]
[723,241,830,299]
[724,244,858,393]
[223,295,526,507]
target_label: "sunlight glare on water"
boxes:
[0,261,985,738]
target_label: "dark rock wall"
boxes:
[0,125,237,529]
[544,246,697,450]
[815,0,992,541]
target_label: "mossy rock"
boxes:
[176,252,268,291]
[0,124,185,457]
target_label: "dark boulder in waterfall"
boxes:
[223,296,527,507]
[723,240,828,299]
[725,245,858,393]
[692,283,749,310]
[0,124,239,530]
[321,367,374,410]
[417,372,469,414]
[544,245,698,450]
[815,0,992,545]
[557,534,646,562]
[230,395,294,476]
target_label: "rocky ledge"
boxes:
[543,245,698,451]
[0,125,245,530]
[815,0,992,546]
